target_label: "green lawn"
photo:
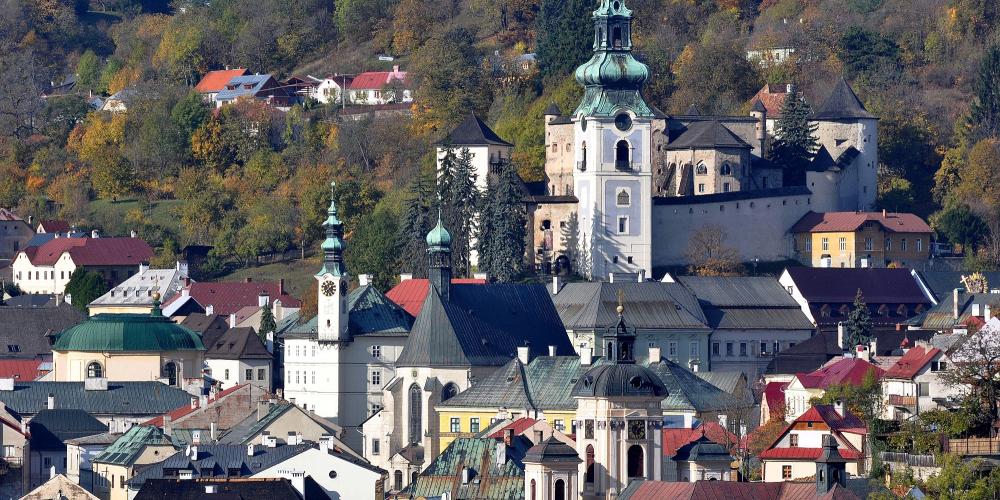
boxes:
[87,199,184,236]
[219,257,321,299]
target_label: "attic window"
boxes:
[7,345,19,353]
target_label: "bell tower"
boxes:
[572,0,653,280]
[317,181,349,343]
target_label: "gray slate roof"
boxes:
[678,276,814,330]
[647,359,744,413]
[0,302,84,357]
[439,355,593,411]
[552,282,709,331]
[665,120,751,150]
[128,443,311,488]
[90,268,188,307]
[396,283,571,368]
[0,382,194,416]
[29,409,107,450]
[442,114,513,147]
[811,77,875,120]
[205,327,271,360]
[286,284,413,339]
[914,271,1000,303]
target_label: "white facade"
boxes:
[809,118,878,212]
[13,251,77,295]
[762,428,863,482]
[205,358,271,391]
[435,144,512,192]
[310,76,350,105]
[883,350,954,420]
[254,446,385,500]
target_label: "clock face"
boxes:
[321,280,336,297]
[627,420,646,440]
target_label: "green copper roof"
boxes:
[426,215,452,248]
[93,425,174,466]
[318,180,347,277]
[573,0,654,118]
[53,313,206,352]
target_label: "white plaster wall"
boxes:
[255,448,384,500]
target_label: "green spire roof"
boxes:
[426,212,452,248]
[573,0,653,118]
[318,180,347,277]
[53,314,205,352]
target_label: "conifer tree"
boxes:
[477,161,526,282]
[399,170,436,277]
[445,148,480,277]
[769,90,818,186]
[258,305,276,344]
[845,289,873,349]
[536,0,593,78]
[971,44,1000,141]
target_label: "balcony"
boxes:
[889,394,917,407]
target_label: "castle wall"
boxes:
[651,191,814,267]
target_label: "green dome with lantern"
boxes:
[426,215,452,248]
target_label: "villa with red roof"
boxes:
[882,342,954,420]
[789,210,933,268]
[782,357,884,421]
[760,403,867,482]
[12,237,153,294]
[162,278,301,318]
[347,66,412,105]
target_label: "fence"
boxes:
[880,452,937,468]
[946,438,1000,456]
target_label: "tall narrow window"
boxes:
[585,445,595,483]
[87,362,103,378]
[839,237,846,251]
[617,216,629,234]
[615,140,630,169]
[408,384,422,444]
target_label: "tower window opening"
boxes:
[613,26,622,48]
[615,140,630,170]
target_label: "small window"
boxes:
[617,216,629,234]
[698,183,705,193]
[371,370,382,387]
[450,418,460,433]
[712,342,720,356]
[245,369,252,380]
[902,238,907,251]
[87,362,103,378]
[822,237,829,251]
[725,343,733,356]
[696,162,708,175]
[739,343,747,357]
[782,465,792,479]
[258,368,266,380]
[372,345,382,358]
[721,163,732,175]
[616,189,631,207]
[789,434,799,447]
[723,183,730,192]
[470,418,480,433]
[839,237,846,251]
[917,238,923,252]
[865,237,873,251]
[689,342,698,357]
[668,342,678,356]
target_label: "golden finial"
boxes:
[152,291,161,301]
[616,289,625,315]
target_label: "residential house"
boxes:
[88,262,191,315]
[134,478,309,500]
[906,285,1000,333]
[281,76,318,104]
[193,68,249,102]
[346,66,411,105]
[252,442,385,500]
[91,426,176,500]
[0,401,26,471]
[0,209,34,261]
[214,74,294,108]
[162,278,300,322]
[0,301,84,362]
[782,357,884,421]
[0,381,194,433]
[384,276,485,316]
[436,114,514,192]
[309,74,354,105]
[26,409,107,492]
[618,474,861,500]
[678,276,814,378]
[102,88,138,113]
[759,403,866,481]
[790,211,933,269]
[778,267,931,336]
[12,237,154,295]
[218,402,350,455]
[765,328,933,378]
[51,303,205,389]
[883,343,954,420]
[746,83,793,134]
[550,281,712,369]
[21,474,99,500]
[661,422,738,482]
[204,327,271,390]
[35,220,70,234]
[65,431,120,491]
[178,313,229,343]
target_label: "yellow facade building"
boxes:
[791,211,932,268]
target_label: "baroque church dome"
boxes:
[571,362,667,399]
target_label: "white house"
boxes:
[13,236,153,295]
[254,441,386,500]
[760,403,866,482]
[436,114,514,191]
[88,262,190,315]
[346,66,411,105]
[204,327,272,391]
[309,75,354,105]
[781,356,884,421]
[882,342,954,420]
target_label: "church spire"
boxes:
[426,210,452,302]
[603,289,637,363]
[319,181,347,277]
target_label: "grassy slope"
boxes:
[219,256,321,300]
[87,199,184,235]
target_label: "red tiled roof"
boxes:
[37,219,70,232]
[662,422,738,457]
[789,211,932,234]
[487,417,537,439]
[195,68,250,93]
[24,237,153,267]
[169,281,301,316]
[764,381,789,416]
[758,446,862,460]
[795,357,884,389]
[796,405,867,433]
[347,71,408,90]
[750,83,793,117]
[144,383,245,427]
[0,208,23,221]
[885,346,941,379]
[622,480,859,500]
[386,278,487,316]
[0,359,46,380]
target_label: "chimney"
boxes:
[47,393,54,409]
[139,262,150,274]
[278,278,284,296]
[580,346,593,366]
[190,445,198,459]
[833,399,844,417]
[548,345,557,357]
[837,323,846,351]
[359,274,372,287]
[517,346,530,364]
[258,293,269,307]
[856,344,870,362]
[648,346,661,363]
[400,273,413,282]
[637,269,646,282]
[954,288,960,320]
[608,272,615,283]
[91,229,99,238]
[229,313,236,326]
[246,444,255,457]
[552,275,561,295]
[205,304,214,315]
[205,485,218,494]
[533,430,544,443]
[973,303,981,317]
[504,428,514,446]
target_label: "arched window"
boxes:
[530,479,536,500]
[615,140,630,169]
[627,445,644,479]
[695,162,708,175]
[721,163,732,175]
[409,384,423,444]
[163,362,177,387]
[394,470,403,491]
[411,471,418,485]
[897,304,909,317]
[617,189,630,207]
[555,479,565,500]
[585,445,595,483]
[87,362,103,378]
[442,383,459,402]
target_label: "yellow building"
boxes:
[91,426,176,500]
[791,211,932,268]
[51,295,206,390]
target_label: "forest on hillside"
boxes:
[2,0,1000,287]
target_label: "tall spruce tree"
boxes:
[536,0,594,78]
[258,305,276,344]
[971,45,1000,141]
[445,148,480,277]
[477,160,526,282]
[398,171,436,277]
[769,90,818,186]
[845,289,873,349]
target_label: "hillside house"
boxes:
[347,66,411,105]
[194,68,249,102]
[12,237,153,295]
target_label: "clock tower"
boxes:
[317,181,349,343]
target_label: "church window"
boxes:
[470,418,480,433]
[450,418,460,433]
[627,445,644,478]
[696,162,708,175]
[585,445,595,483]
[721,163,732,175]
[616,189,631,207]
[408,384,422,444]
[615,140,631,169]
[698,184,705,193]
[394,471,402,491]
[617,216,629,234]
[87,362,103,378]
[555,479,566,500]
[372,345,382,359]
[585,420,595,439]
[897,304,908,316]
[442,383,459,401]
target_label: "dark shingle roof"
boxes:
[439,356,592,411]
[134,478,306,500]
[29,409,107,450]
[665,120,751,150]
[784,267,929,304]
[442,114,513,147]
[181,314,230,347]
[410,437,529,500]
[206,327,271,360]
[0,303,84,357]
[544,103,562,116]
[811,77,875,120]
[0,382,195,416]
[552,282,709,331]
[286,284,413,339]
[915,271,1000,303]
[128,443,311,488]
[647,359,743,413]
[396,284,571,368]
[678,276,814,330]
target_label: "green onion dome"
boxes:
[426,217,452,248]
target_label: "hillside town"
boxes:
[5,0,1000,499]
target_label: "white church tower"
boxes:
[573,0,653,279]
[317,181,349,342]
